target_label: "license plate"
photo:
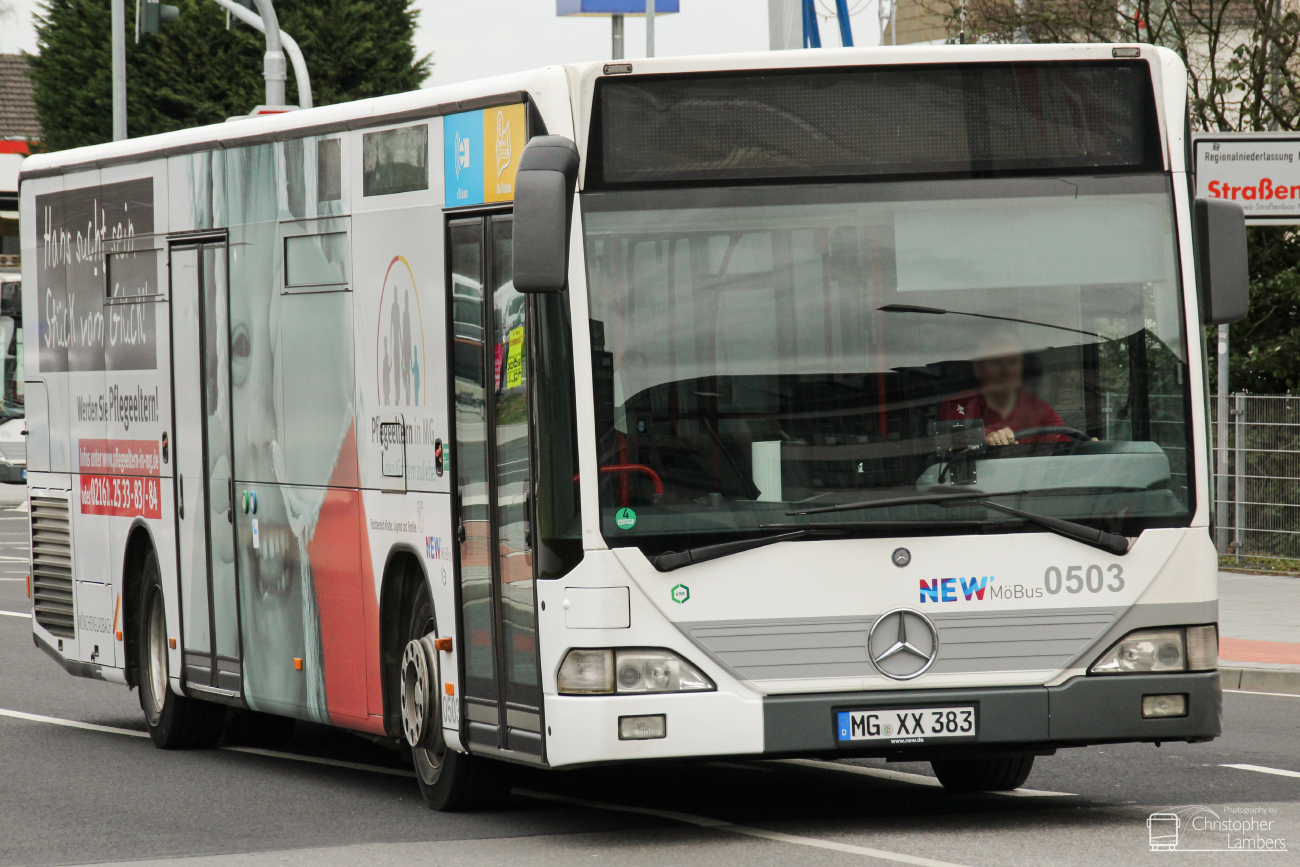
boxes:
[836,706,976,745]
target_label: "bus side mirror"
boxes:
[513,135,580,294]
[1195,197,1249,325]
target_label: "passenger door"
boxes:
[169,239,242,696]
[448,214,543,758]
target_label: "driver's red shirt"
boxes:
[938,390,1068,443]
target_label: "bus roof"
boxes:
[20,43,1184,183]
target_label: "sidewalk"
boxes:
[1219,570,1300,694]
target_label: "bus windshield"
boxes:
[582,175,1193,554]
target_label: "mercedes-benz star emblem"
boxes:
[868,607,939,680]
[891,547,911,567]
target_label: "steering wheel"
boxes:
[1013,426,1091,442]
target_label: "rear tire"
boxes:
[405,580,511,811]
[136,552,225,749]
[931,755,1035,792]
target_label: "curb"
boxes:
[1222,666,1300,696]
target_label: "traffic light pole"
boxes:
[252,0,285,106]
[210,0,313,109]
[112,0,127,140]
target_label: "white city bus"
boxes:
[19,43,1247,810]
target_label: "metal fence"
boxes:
[1211,394,1300,563]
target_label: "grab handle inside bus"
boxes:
[1194,197,1249,325]
[513,135,581,294]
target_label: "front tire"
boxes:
[404,581,510,811]
[136,552,225,749]
[931,755,1035,792]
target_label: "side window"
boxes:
[281,217,350,293]
[281,135,347,220]
[363,124,429,197]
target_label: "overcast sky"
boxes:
[1,1,885,82]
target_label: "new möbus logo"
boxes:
[919,576,1044,603]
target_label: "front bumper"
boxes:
[765,671,1222,756]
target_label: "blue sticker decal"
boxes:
[444,111,484,207]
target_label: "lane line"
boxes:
[0,707,149,738]
[515,788,975,867]
[778,758,1076,797]
[0,609,30,618]
[1226,689,1300,699]
[1222,763,1300,779]
[0,706,417,777]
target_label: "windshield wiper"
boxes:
[653,527,849,572]
[787,489,1129,556]
[967,500,1129,555]
[878,304,1104,339]
[786,489,1030,516]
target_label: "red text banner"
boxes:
[78,438,162,476]
[79,474,162,518]
[77,439,163,518]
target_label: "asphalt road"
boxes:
[0,487,1297,867]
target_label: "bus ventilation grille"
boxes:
[30,496,74,638]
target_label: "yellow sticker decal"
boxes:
[505,325,525,389]
[484,104,527,203]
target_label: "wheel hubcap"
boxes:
[400,634,443,751]
[145,588,168,724]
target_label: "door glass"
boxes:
[490,218,539,708]
[450,221,496,703]
[170,246,210,658]
[202,246,240,665]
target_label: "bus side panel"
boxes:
[350,117,457,734]
[28,163,173,674]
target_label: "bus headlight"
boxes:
[558,648,715,695]
[1090,626,1218,674]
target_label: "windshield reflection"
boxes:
[581,177,1192,552]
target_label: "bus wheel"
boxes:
[136,552,225,749]
[404,581,511,811]
[930,755,1035,792]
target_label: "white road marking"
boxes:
[0,707,149,738]
[515,788,976,867]
[0,609,30,617]
[778,758,1076,797]
[1222,763,1300,779]
[1225,689,1300,699]
[0,705,417,777]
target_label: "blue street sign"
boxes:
[557,0,679,14]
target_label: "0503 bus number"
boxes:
[1043,564,1124,595]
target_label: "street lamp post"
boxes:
[112,0,127,140]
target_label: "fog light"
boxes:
[618,714,666,740]
[1142,693,1187,718]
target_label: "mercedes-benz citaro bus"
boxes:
[19,43,1249,810]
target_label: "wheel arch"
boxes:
[120,519,158,689]
[378,544,431,739]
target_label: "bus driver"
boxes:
[938,332,1069,446]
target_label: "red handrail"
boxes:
[574,464,665,495]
